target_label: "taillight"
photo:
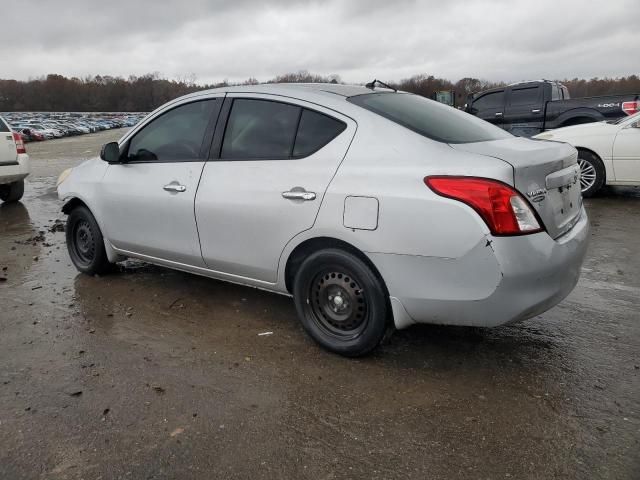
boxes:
[12,132,26,154]
[424,176,543,236]
[622,101,640,116]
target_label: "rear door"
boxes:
[0,117,18,165]
[469,90,505,128]
[195,94,356,283]
[612,119,640,182]
[503,84,545,137]
[97,97,222,266]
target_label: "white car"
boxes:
[0,116,29,203]
[57,83,588,356]
[535,112,640,196]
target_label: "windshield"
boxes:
[348,92,512,144]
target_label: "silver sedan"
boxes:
[57,83,589,356]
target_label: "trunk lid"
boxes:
[450,137,582,239]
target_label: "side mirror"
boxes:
[100,142,121,163]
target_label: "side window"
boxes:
[509,87,540,106]
[221,99,300,159]
[472,91,504,111]
[551,85,561,101]
[293,109,346,157]
[127,100,217,162]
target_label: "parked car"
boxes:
[0,116,29,202]
[12,127,46,142]
[57,83,589,356]
[466,80,640,137]
[534,112,640,196]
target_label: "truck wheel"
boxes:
[66,206,113,275]
[577,150,605,197]
[0,180,25,203]
[293,248,390,357]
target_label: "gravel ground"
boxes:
[0,130,639,479]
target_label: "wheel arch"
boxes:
[61,196,89,214]
[555,109,604,128]
[61,196,123,263]
[283,236,389,298]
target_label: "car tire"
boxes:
[66,206,112,275]
[577,150,605,198]
[293,248,390,357]
[0,180,25,203]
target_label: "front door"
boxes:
[97,97,222,266]
[612,121,640,182]
[195,95,356,283]
[469,90,505,128]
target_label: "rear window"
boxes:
[0,117,9,132]
[348,93,512,144]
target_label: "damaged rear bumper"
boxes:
[369,205,589,329]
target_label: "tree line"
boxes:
[1,71,638,112]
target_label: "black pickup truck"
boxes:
[465,80,640,137]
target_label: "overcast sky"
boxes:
[2,0,637,84]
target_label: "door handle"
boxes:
[163,183,187,193]
[532,109,541,114]
[282,190,316,201]
[495,112,503,117]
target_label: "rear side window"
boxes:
[349,93,512,144]
[0,118,10,132]
[509,87,540,106]
[472,91,504,111]
[222,99,299,159]
[127,99,218,162]
[293,109,346,157]
[221,99,346,160]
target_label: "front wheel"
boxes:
[293,249,390,357]
[577,150,605,197]
[0,180,24,203]
[66,206,112,275]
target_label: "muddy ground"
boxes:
[0,130,639,479]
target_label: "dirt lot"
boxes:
[1,130,639,479]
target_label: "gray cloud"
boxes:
[1,0,638,84]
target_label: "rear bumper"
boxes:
[370,205,590,329]
[0,154,30,184]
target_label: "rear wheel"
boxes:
[577,150,605,197]
[0,180,24,203]
[66,206,112,275]
[293,249,389,357]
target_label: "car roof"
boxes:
[213,83,378,97]
[177,83,398,104]
[170,83,397,117]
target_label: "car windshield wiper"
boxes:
[365,79,397,92]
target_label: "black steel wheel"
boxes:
[309,268,368,339]
[293,248,390,356]
[66,206,112,275]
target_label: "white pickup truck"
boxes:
[0,116,29,203]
